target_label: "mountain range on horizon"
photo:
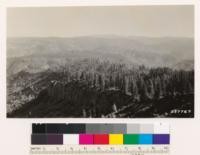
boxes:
[7,35,194,76]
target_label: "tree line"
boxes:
[53,58,194,102]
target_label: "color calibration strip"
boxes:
[31,123,170,145]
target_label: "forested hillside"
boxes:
[8,59,194,118]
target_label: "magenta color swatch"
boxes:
[79,134,94,144]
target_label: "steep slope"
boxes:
[7,81,133,117]
[7,80,194,118]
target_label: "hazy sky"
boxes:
[7,5,194,38]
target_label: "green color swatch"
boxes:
[123,134,139,144]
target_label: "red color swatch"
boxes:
[93,134,109,144]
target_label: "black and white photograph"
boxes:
[7,6,194,118]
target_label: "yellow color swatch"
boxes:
[109,134,123,145]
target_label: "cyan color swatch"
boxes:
[139,134,153,144]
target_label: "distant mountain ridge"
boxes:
[7,36,194,58]
[174,60,194,71]
[7,36,194,76]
